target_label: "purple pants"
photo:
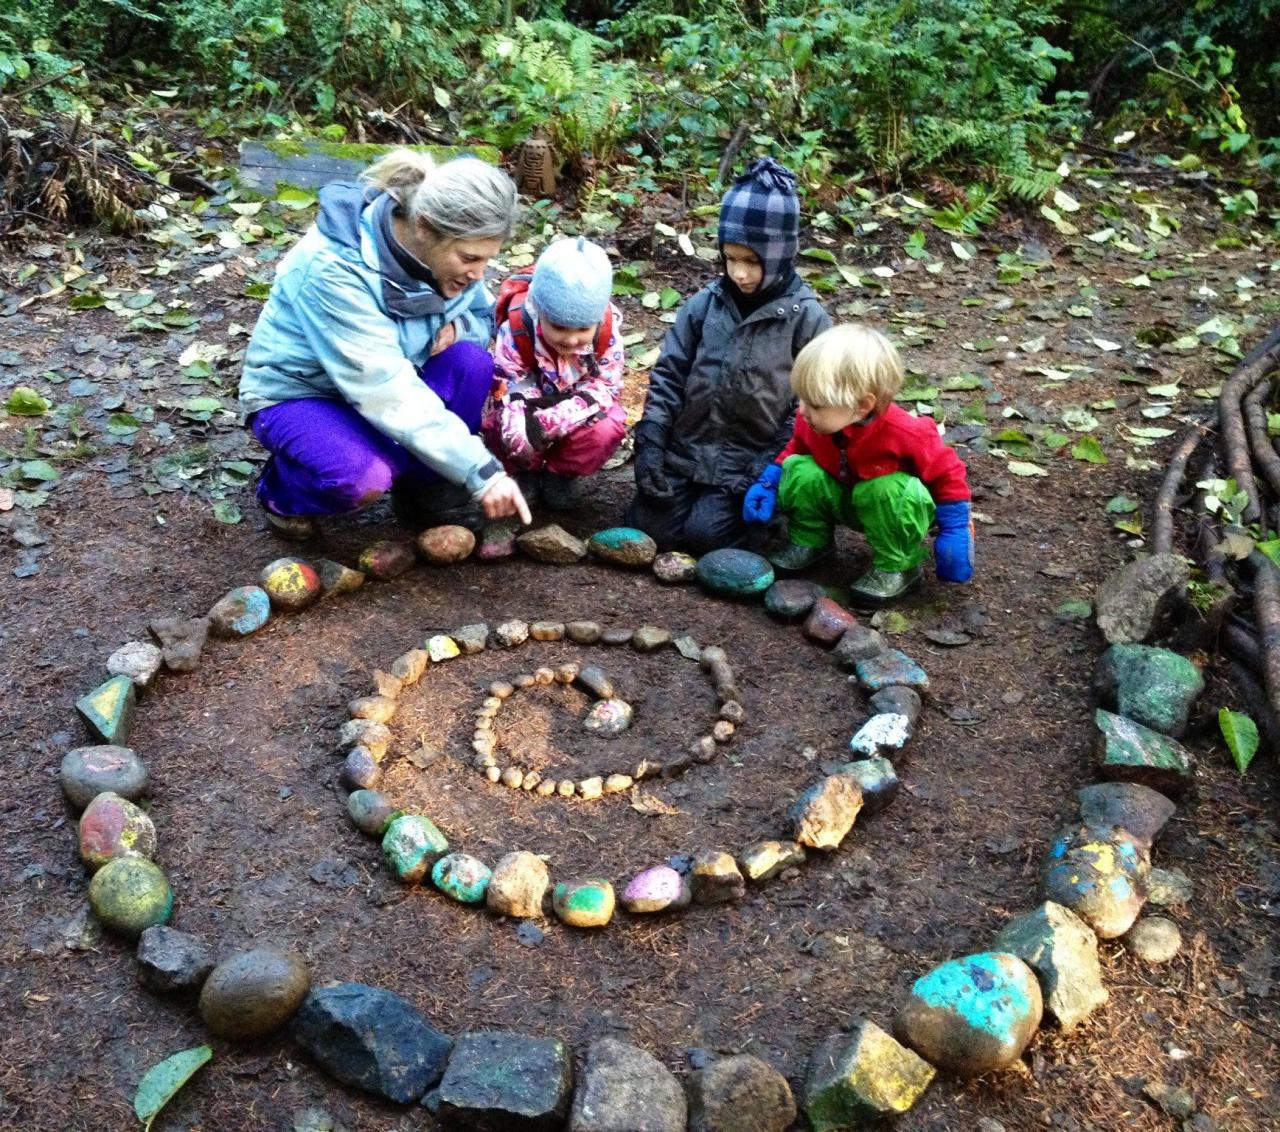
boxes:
[250,342,494,517]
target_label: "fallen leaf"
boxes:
[1008,460,1048,477]
[134,1046,213,1131]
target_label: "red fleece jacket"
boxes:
[776,403,971,502]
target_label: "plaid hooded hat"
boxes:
[717,157,800,290]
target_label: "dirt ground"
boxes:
[1,172,1278,1132]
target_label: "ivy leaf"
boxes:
[211,501,242,524]
[134,1046,212,1131]
[1071,436,1107,464]
[1218,708,1259,773]
[276,187,317,209]
[107,412,141,435]
[801,247,838,264]
[19,459,59,482]
[5,387,51,416]
[69,292,106,310]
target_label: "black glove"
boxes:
[633,423,672,500]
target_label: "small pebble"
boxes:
[489,681,515,699]
[566,620,602,644]
[1122,917,1182,964]
[554,663,579,684]
[492,619,529,648]
[530,621,565,641]
[691,736,717,763]
[485,766,502,783]
[558,779,576,797]
[604,773,633,793]
[720,701,746,725]
[601,626,633,645]
[578,776,604,800]
[513,673,537,689]
[500,767,524,789]
[534,667,555,685]
[632,625,672,652]
[713,720,736,743]
[522,771,541,791]
[536,779,557,796]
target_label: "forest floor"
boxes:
[1,155,1278,1132]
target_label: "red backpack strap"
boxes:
[508,302,538,374]
[593,303,614,362]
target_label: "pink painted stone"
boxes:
[416,524,476,564]
[358,540,416,580]
[803,596,858,646]
[78,791,157,871]
[621,865,691,914]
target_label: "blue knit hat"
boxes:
[528,236,614,328]
[718,157,800,289]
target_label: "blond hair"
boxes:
[790,324,904,412]
[362,149,518,241]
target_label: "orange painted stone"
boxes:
[259,556,322,612]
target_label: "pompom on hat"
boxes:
[717,156,800,289]
[528,236,614,328]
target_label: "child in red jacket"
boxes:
[742,324,974,604]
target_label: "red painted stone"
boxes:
[803,597,858,646]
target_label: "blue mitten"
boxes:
[743,463,783,523]
[934,500,974,582]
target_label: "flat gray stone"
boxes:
[833,626,888,668]
[106,641,163,688]
[834,758,899,815]
[1077,781,1177,851]
[136,926,215,993]
[568,1038,685,1132]
[1094,552,1189,645]
[60,745,148,811]
[688,1054,796,1132]
[869,685,922,727]
[994,901,1107,1030]
[517,524,587,565]
[436,1030,573,1129]
[1121,916,1182,964]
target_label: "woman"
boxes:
[239,150,531,539]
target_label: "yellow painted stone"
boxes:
[76,675,136,744]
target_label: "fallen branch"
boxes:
[1152,421,1211,555]
[1218,328,1280,525]
[1243,374,1280,504]
[1247,551,1280,725]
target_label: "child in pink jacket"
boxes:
[482,237,625,509]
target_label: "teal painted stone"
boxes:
[854,649,930,694]
[695,548,775,598]
[436,1031,573,1127]
[1095,644,1204,738]
[803,1021,936,1126]
[76,675,137,744]
[893,952,1043,1075]
[432,852,492,904]
[88,856,173,938]
[588,527,658,569]
[347,790,401,837]
[552,878,615,928]
[994,901,1107,1030]
[208,585,271,637]
[1095,708,1194,798]
[1039,824,1149,938]
[382,815,449,884]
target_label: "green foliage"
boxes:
[931,185,1002,235]
[134,1046,212,1131]
[1218,707,1260,773]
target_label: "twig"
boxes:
[11,62,84,100]
[1152,421,1211,555]
[716,122,750,188]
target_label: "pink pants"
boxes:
[487,402,627,478]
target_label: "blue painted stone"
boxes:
[893,952,1043,1075]
[208,585,271,637]
[382,815,449,884]
[75,675,137,744]
[696,549,775,598]
[432,852,492,904]
[1039,825,1149,938]
[587,527,658,568]
[854,649,929,694]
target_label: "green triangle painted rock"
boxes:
[76,674,137,744]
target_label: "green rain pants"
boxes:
[777,455,935,572]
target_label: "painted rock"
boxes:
[1039,825,1149,938]
[575,664,615,700]
[476,518,519,560]
[530,621,566,642]
[804,597,858,646]
[893,952,1043,1075]
[854,649,930,694]
[432,852,493,904]
[1121,916,1182,964]
[453,622,489,654]
[739,839,806,883]
[338,719,391,759]
[789,775,864,850]
[833,625,888,668]
[382,815,449,884]
[436,1031,572,1128]
[149,615,209,672]
[652,551,698,584]
[136,925,215,993]
[88,856,173,938]
[689,1053,796,1132]
[487,851,549,918]
[78,791,156,870]
[425,634,461,662]
[199,947,310,1040]
[1094,643,1204,738]
[849,712,911,757]
[60,745,148,811]
[292,982,454,1104]
[621,865,691,914]
[415,524,475,564]
[347,790,400,837]
[569,1037,686,1132]
[317,558,365,597]
[76,674,136,745]
[359,540,416,579]
[690,850,745,905]
[588,527,658,568]
[207,585,271,637]
[835,757,899,815]
[994,901,1107,1030]
[1095,708,1194,798]
[764,579,824,621]
[492,619,530,648]
[632,625,672,652]
[1147,866,1193,907]
[869,685,923,726]
[1076,781,1176,852]
[583,699,633,737]
[563,623,601,647]
[106,641,163,689]
[803,1021,936,1126]
[696,548,775,598]
[342,747,381,791]
[259,556,322,612]
[552,878,615,928]
[390,649,429,685]
[517,524,587,564]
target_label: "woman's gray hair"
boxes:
[362,149,518,240]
